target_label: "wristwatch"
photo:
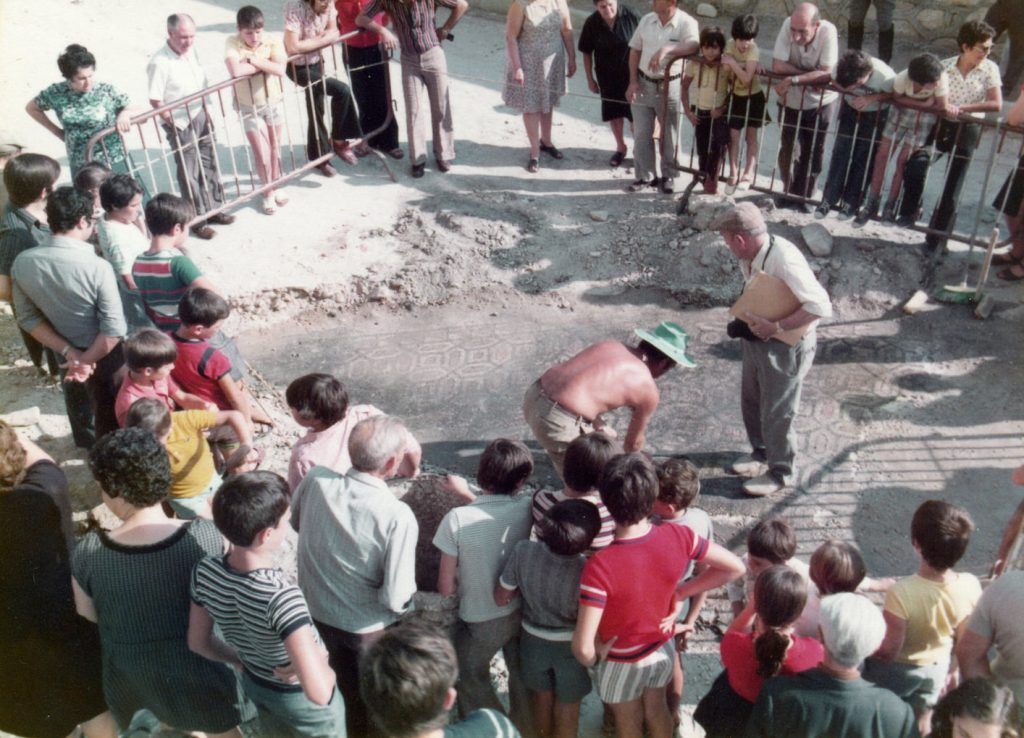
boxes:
[60,345,72,357]
[790,75,799,85]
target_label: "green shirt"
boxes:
[34,81,130,176]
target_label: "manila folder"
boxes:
[728,271,814,347]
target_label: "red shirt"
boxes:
[720,629,824,702]
[336,0,388,48]
[169,334,233,409]
[579,524,708,662]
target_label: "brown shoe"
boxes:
[436,158,451,173]
[190,224,216,240]
[332,139,358,166]
[385,147,405,159]
[353,142,372,157]
[316,162,337,177]
[208,212,235,226]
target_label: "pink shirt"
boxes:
[115,375,179,427]
[288,404,381,491]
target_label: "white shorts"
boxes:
[594,639,675,704]
[237,102,283,133]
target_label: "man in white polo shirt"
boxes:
[624,0,698,195]
[771,2,838,211]
[147,13,234,240]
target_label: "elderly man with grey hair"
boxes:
[291,414,419,738]
[713,201,831,496]
[746,593,917,738]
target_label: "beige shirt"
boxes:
[684,59,729,109]
[225,34,287,107]
[772,17,838,109]
[725,38,762,96]
[628,9,699,79]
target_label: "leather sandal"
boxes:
[539,142,564,159]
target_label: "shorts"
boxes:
[727,91,770,130]
[882,107,937,150]
[593,639,675,704]
[237,102,284,133]
[862,657,948,710]
[520,630,592,703]
[168,473,221,519]
[241,672,346,738]
[522,379,594,477]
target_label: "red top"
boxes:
[169,334,233,409]
[579,524,708,662]
[336,0,388,48]
[720,629,824,702]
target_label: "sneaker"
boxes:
[895,212,916,228]
[729,454,768,478]
[742,472,784,497]
[813,201,830,219]
[854,194,880,226]
[881,200,896,223]
[837,203,856,221]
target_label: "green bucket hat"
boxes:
[634,321,697,368]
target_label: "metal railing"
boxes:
[661,52,1024,260]
[85,31,397,226]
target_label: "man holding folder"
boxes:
[712,202,831,496]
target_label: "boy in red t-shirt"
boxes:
[170,287,272,430]
[572,453,744,738]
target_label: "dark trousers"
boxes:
[287,61,362,161]
[314,619,383,738]
[163,109,225,218]
[899,119,980,228]
[49,342,124,449]
[822,101,887,209]
[345,44,399,152]
[778,102,837,199]
[694,110,730,192]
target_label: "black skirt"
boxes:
[727,90,771,130]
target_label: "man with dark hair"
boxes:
[771,2,839,211]
[147,13,235,240]
[713,202,831,496]
[523,321,696,479]
[12,186,126,447]
[985,0,1024,97]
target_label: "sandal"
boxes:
[274,193,289,207]
[997,261,1024,281]
[261,196,276,215]
[386,147,405,159]
[539,141,564,159]
[992,251,1021,266]
[609,150,626,167]
[736,174,753,191]
[527,157,539,173]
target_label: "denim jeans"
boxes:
[778,102,838,199]
[822,101,887,210]
[313,620,383,738]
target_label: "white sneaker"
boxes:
[729,454,768,478]
[742,473,784,497]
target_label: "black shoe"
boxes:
[896,212,916,228]
[207,212,235,226]
[435,158,451,173]
[837,203,856,220]
[660,179,675,194]
[539,142,564,159]
[854,194,880,226]
[627,179,653,192]
[411,163,426,178]
[814,201,830,219]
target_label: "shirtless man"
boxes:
[523,321,695,477]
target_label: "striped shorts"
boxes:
[594,639,675,704]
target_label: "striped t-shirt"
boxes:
[532,489,615,555]
[132,249,202,331]
[190,555,314,691]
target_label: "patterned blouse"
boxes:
[284,0,338,66]
[34,81,130,175]
[942,56,1001,116]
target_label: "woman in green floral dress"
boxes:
[26,44,136,177]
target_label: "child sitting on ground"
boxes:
[864,500,982,736]
[857,53,950,226]
[225,5,289,216]
[721,14,768,192]
[681,26,731,195]
[125,398,257,518]
[531,431,618,555]
[171,287,273,431]
[495,499,601,738]
[695,566,824,738]
[115,328,213,427]
[285,372,420,492]
[96,173,151,332]
[188,472,345,735]
[572,453,745,738]
[433,439,535,725]
[726,517,812,621]
[360,619,521,737]
[653,458,714,714]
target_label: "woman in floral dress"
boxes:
[26,44,135,176]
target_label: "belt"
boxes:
[536,382,593,424]
[639,70,680,83]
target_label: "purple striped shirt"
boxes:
[362,0,457,55]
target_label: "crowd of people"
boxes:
[2,1,1024,738]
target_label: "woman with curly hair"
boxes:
[930,677,1021,738]
[72,428,251,736]
[0,422,113,738]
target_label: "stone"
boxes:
[801,222,834,257]
[580,226,594,236]
[589,210,609,222]
[696,2,718,17]
[917,8,947,31]
[0,406,40,426]
[687,194,735,231]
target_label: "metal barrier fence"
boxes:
[662,52,1024,257]
[85,32,395,226]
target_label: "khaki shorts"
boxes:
[522,379,593,477]
[237,102,284,133]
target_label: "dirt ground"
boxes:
[3,0,1024,735]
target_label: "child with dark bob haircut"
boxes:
[496,499,601,738]
[285,372,420,490]
[360,620,519,737]
[866,500,982,735]
[727,517,811,619]
[115,328,212,426]
[434,438,535,722]
[190,471,345,735]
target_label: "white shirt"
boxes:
[892,69,948,101]
[147,43,209,129]
[772,17,839,109]
[628,9,699,79]
[942,56,1001,115]
[843,57,896,113]
[741,234,833,321]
